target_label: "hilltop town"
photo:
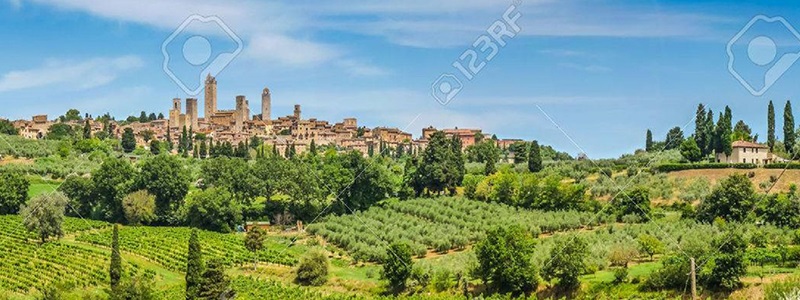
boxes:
[9,74,523,157]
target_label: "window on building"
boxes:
[743,158,746,163]
[743,148,747,153]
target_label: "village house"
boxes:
[715,140,784,165]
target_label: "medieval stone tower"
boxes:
[204,74,217,119]
[261,87,271,122]
[293,104,301,120]
[169,98,181,128]
[186,98,198,129]
[234,95,249,132]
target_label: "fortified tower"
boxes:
[186,98,198,129]
[293,104,301,120]
[204,74,217,119]
[169,98,181,128]
[261,87,271,122]
[234,95,249,132]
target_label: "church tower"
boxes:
[261,87,271,122]
[204,74,217,119]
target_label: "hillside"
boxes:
[666,168,800,194]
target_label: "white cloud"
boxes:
[0,55,143,93]
[245,34,342,67]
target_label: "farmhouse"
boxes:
[715,140,779,164]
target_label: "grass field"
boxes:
[667,168,800,193]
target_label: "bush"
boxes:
[765,275,800,300]
[295,250,328,286]
[612,267,628,284]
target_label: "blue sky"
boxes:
[1,0,800,158]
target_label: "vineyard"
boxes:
[75,225,305,272]
[306,197,613,261]
[0,216,136,293]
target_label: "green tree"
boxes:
[707,229,747,290]
[473,225,538,295]
[83,119,92,139]
[785,100,796,156]
[528,140,543,172]
[382,242,413,293]
[110,224,122,289]
[20,191,68,243]
[121,128,136,153]
[697,173,756,223]
[135,155,190,223]
[150,140,161,155]
[58,175,94,218]
[732,120,754,142]
[295,250,329,286]
[122,190,156,225]
[185,229,204,300]
[768,100,776,151]
[637,234,664,261]
[645,129,653,151]
[244,227,266,270]
[47,123,75,140]
[0,119,18,135]
[695,104,707,155]
[704,109,715,155]
[680,137,703,163]
[60,109,82,122]
[184,187,242,233]
[198,259,234,300]
[92,157,135,222]
[664,127,684,150]
[419,131,451,195]
[542,236,588,289]
[613,187,651,222]
[0,171,29,214]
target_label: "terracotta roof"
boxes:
[731,140,768,149]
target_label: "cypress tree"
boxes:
[645,129,653,151]
[83,119,92,139]
[704,109,714,155]
[109,224,121,289]
[694,104,706,155]
[528,140,542,172]
[309,139,317,156]
[785,100,795,156]
[722,106,733,156]
[768,100,776,151]
[186,229,203,300]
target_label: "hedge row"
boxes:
[764,163,800,169]
[654,163,758,172]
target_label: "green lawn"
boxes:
[27,183,60,198]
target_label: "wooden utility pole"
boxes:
[690,257,697,300]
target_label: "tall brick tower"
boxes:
[204,74,217,119]
[261,87,271,122]
[186,98,198,130]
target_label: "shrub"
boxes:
[612,267,628,284]
[765,275,800,300]
[295,250,328,286]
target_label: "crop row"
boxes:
[307,197,612,262]
[75,226,303,272]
